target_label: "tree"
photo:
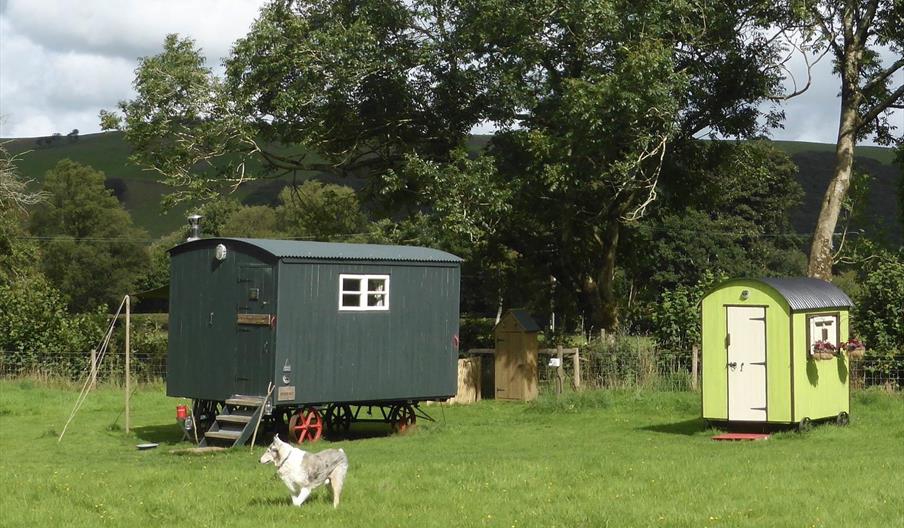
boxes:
[800,0,904,279]
[106,0,792,330]
[0,144,44,285]
[221,205,282,239]
[897,143,904,233]
[29,160,150,311]
[0,273,106,377]
[276,180,369,241]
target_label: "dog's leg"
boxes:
[291,487,311,507]
[329,463,348,508]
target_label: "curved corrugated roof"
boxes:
[172,238,463,263]
[757,277,852,311]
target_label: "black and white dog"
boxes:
[259,434,348,507]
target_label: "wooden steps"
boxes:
[199,395,267,448]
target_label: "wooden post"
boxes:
[691,344,699,391]
[89,348,97,389]
[125,295,131,434]
[572,348,581,391]
[555,345,565,396]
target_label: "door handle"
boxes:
[727,362,737,369]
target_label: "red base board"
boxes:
[711,433,770,441]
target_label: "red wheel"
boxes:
[391,404,416,433]
[288,407,323,443]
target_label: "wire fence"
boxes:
[533,350,903,393]
[0,350,166,384]
[1,346,901,392]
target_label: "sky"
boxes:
[0,0,901,145]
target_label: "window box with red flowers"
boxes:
[810,340,838,360]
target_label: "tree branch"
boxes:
[770,33,830,101]
[812,6,843,58]
[857,83,904,132]
[861,57,904,94]
[853,0,880,47]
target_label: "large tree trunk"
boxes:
[808,33,863,281]
[807,103,858,280]
[591,219,620,331]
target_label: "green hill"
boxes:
[3,132,901,243]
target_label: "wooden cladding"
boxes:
[236,313,273,326]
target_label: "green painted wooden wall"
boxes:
[167,240,460,405]
[273,260,460,404]
[702,279,849,424]
[167,242,277,400]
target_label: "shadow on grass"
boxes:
[133,419,399,448]
[249,496,292,507]
[132,424,186,445]
[638,418,707,436]
[248,493,334,507]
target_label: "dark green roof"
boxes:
[172,238,463,263]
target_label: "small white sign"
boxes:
[548,357,561,367]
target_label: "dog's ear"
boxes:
[273,434,283,445]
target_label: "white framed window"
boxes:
[339,274,390,311]
[808,314,838,348]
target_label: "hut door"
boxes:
[726,306,767,421]
[235,265,275,396]
[495,333,519,400]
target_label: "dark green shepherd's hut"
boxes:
[167,237,461,445]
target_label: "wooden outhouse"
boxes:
[493,310,540,401]
[167,238,462,408]
[701,278,853,427]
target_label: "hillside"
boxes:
[3,132,901,243]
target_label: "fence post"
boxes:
[555,345,565,396]
[90,348,97,389]
[125,295,131,434]
[691,344,699,391]
[572,348,581,391]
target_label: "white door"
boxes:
[727,306,767,421]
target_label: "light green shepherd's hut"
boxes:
[702,278,853,428]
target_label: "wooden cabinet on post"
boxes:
[493,310,540,401]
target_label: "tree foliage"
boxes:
[106,0,799,330]
[0,270,107,377]
[854,248,904,353]
[277,180,370,241]
[29,160,150,311]
[0,145,44,286]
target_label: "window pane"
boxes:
[367,278,386,292]
[342,278,361,292]
[342,294,361,307]
[367,293,385,307]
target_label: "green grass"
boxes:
[1,381,902,527]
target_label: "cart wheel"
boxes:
[191,399,223,437]
[288,407,323,444]
[797,417,812,433]
[325,404,353,433]
[390,404,416,433]
[836,412,850,426]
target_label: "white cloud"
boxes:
[1,1,901,144]
[767,46,904,146]
[0,0,266,137]
[4,0,266,62]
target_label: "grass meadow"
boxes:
[0,380,902,528]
